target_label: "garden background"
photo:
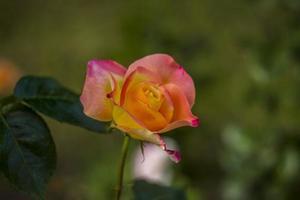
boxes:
[0,0,300,199]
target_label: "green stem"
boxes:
[115,135,130,200]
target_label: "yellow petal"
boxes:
[112,105,161,145]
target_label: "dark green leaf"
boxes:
[133,180,187,200]
[14,76,108,133]
[0,104,56,199]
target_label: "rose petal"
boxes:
[169,65,196,106]
[113,103,181,163]
[156,83,199,133]
[124,82,169,131]
[159,136,181,163]
[126,54,195,106]
[88,60,127,76]
[112,105,161,145]
[80,60,126,121]
[120,66,160,106]
[158,86,174,123]
[125,54,177,82]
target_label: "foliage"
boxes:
[0,99,55,199]
[14,76,108,133]
[0,76,110,199]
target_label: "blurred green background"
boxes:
[1,0,300,199]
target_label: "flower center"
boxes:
[131,83,164,111]
[139,83,163,111]
[124,81,170,131]
[143,85,160,99]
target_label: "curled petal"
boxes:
[159,136,181,163]
[156,118,200,134]
[127,54,195,106]
[157,83,199,133]
[80,60,126,121]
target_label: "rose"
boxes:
[80,54,199,162]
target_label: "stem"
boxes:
[115,135,130,200]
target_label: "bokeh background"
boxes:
[1,0,300,199]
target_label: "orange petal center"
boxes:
[123,82,173,131]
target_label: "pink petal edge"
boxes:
[87,60,126,76]
[159,136,181,163]
[80,59,126,121]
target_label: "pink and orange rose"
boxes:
[80,54,199,162]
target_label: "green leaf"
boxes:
[133,180,187,200]
[14,76,108,133]
[0,103,56,199]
